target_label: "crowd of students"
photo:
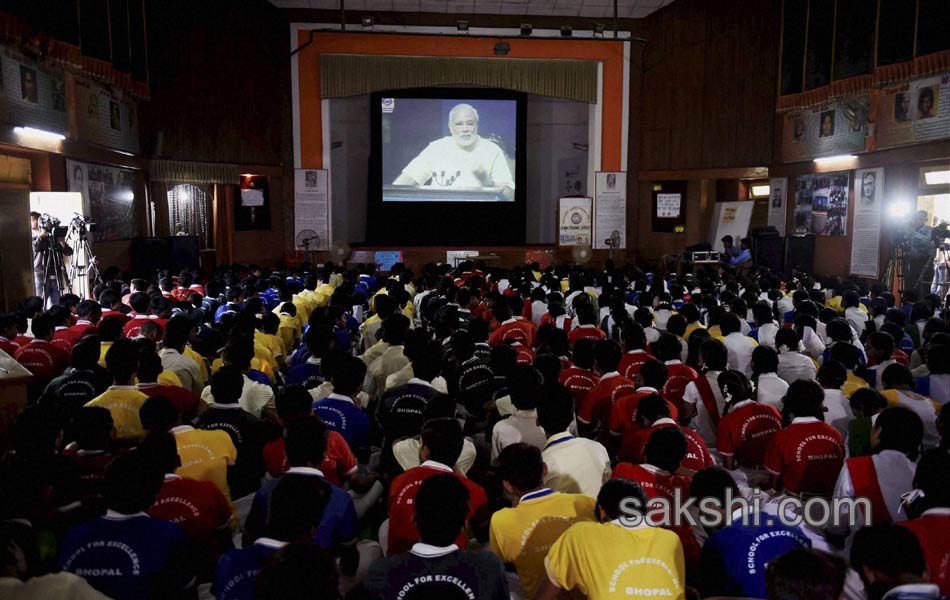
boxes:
[0,260,948,600]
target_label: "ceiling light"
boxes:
[361,16,374,30]
[924,170,950,185]
[751,185,770,197]
[13,126,66,141]
[560,26,573,37]
[813,154,857,164]
[520,23,532,36]
[457,20,469,33]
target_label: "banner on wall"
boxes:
[66,160,136,242]
[768,177,788,236]
[294,169,329,251]
[793,171,850,237]
[74,77,139,154]
[850,168,884,278]
[876,72,950,150]
[782,98,868,163]
[558,197,592,246]
[594,172,626,249]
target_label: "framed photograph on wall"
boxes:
[651,180,688,233]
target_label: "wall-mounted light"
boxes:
[361,16,374,30]
[813,154,857,164]
[13,126,66,142]
[520,24,532,36]
[750,184,770,197]
[560,26,573,37]
[924,170,950,185]
[457,20,469,33]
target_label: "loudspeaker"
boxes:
[132,236,199,277]
[785,235,816,274]
[753,228,784,272]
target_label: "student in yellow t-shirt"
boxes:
[276,303,301,353]
[489,444,596,597]
[85,338,149,442]
[258,313,287,373]
[536,479,686,600]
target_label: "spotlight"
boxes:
[457,20,469,33]
[560,26,573,37]
[361,16,374,30]
[520,23,532,36]
[887,199,913,219]
[593,23,606,37]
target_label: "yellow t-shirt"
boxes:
[708,325,725,341]
[98,342,112,368]
[85,386,149,441]
[843,371,869,397]
[258,331,286,360]
[173,426,237,499]
[155,370,183,387]
[683,322,707,340]
[546,522,685,600]
[489,491,596,597]
[276,313,301,353]
[183,345,209,387]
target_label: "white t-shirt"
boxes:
[395,136,514,190]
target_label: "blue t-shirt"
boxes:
[246,368,272,386]
[313,394,369,450]
[59,513,187,600]
[213,540,282,600]
[246,470,357,548]
[285,360,323,389]
[701,516,811,599]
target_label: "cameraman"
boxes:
[906,210,935,297]
[31,211,72,305]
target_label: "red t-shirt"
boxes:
[558,366,599,407]
[661,362,699,415]
[100,310,132,325]
[14,339,71,381]
[148,474,232,566]
[618,350,656,380]
[261,432,357,487]
[51,328,77,353]
[13,335,32,348]
[577,372,637,429]
[511,342,536,365]
[387,462,489,555]
[123,316,166,339]
[717,401,783,468]
[138,384,202,421]
[568,325,607,346]
[0,337,21,356]
[540,313,572,333]
[488,319,535,348]
[621,419,712,471]
[764,418,844,495]
[608,388,679,437]
[69,321,98,342]
[902,512,950,596]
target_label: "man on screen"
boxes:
[392,103,514,198]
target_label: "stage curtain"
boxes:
[320,54,598,103]
[148,160,240,185]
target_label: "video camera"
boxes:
[38,214,68,238]
[69,214,97,237]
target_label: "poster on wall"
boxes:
[782,98,868,163]
[850,168,884,278]
[594,172,626,249]
[557,158,587,197]
[558,197,592,246]
[876,72,950,150]
[66,160,136,242]
[294,169,329,251]
[236,176,271,231]
[0,47,68,135]
[768,177,788,236]
[74,77,139,154]
[793,171,850,237]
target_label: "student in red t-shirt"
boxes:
[716,370,782,471]
[0,312,21,356]
[558,338,599,408]
[488,302,534,348]
[901,449,950,596]
[567,304,606,346]
[765,380,845,496]
[652,332,699,415]
[387,418,489,555]
[577,340,637,437]
[609,361,680,449]
[618,323,656,380]
[62,406,118,516]
[14,314,70,386]
[68,299,101,342]
[620,393,711,471]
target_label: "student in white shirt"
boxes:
[817,361,855,438]
[721,313,756,378]
[681,338,728,447]
[775,328,817,384]
[751,345,789,410]
[491,365,546,465]
[537,385,610,498]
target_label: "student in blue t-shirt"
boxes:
[214,472,331,600]
[285,322,334,390]
[312,354,370,453]
[693,467,811,599]
[58,451,192,600]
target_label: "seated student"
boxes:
[122,292,161,339]
[490,365,547,464]
[45,337,111,418]
[95,317,124,368]
[49,305,78,351]
[202,342,276,420]
[61,406,116,515]
[617,322,655,380]
[634,305,661,344]
[609,359,677,432]
[392,396,478,476]
[621,393,712,471]
[245,416,358,553]
[716,370,783,472]
[750,345,788,409]
[215,474,330,600]
[749,300,780,349]
[366,474,508,599]
[765,548,848,600]
[678,302,706,341]
[379,339,444,449]
[312,354,370,454]
[135,344,201,422]
[58,452,192,600]
[256,313,287,374]
[917,343,949,406]
[557,337,598,407]
[69,299,101,341]
[160,316,203,395]
[14,314,70,390]
[817,360,855,437]
[851,524,945,600]
[276,302,300,353]
[847,387,889,457]
[364,313,411,400]
[98,288,131,324]
[489,443,597,598]
[842,291,870,337]
[140,396,238,500]
[138,433,234,581]
[487,302,535,348]
[653,333,699,418]
[665,314,691,363]
[695,468,812,599]
[540,293,572,332]
[194,365,266,499]
[387,328,450,393]
[880,363,941,450]
[83,339,149,442]
[829,405,922,542]
[567,303,606,346]
[285,323,332,390]
[0,312,21,355]
[577,340,637,437]
[827,341,871,397]
[681,339,728,446]
[901,449,950,596]
[449,330,495,418]
[775,327,818,384]
[862,331,899,389]
[535,478,686,600]
[387,419,489,555]
[765,380,845,497]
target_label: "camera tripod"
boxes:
[40,237,71,305]
[68,217,101,300]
